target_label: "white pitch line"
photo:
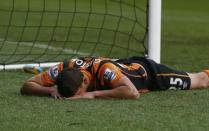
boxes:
[164,11,209,23]
[0,38,90,56]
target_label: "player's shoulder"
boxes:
[97,61,121,77]
[96,61,123,86]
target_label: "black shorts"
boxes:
[117,56,191,91]
[146,59,191,91]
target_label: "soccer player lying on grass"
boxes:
[21,56,209,99]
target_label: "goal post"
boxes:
[148,0,161,63]
[0,0,161,70]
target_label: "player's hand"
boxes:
[66,92,95,100]
[50,88,62,99]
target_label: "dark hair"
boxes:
[57,68,84,97]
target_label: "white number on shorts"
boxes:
[170,77,183,86]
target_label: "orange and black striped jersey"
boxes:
[41,56,191,91]
[41,56,148,91]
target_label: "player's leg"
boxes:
[187,70,209,89]
[147,62,192,90]
[135,57,209,90]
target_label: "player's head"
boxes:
[57,68,84,97]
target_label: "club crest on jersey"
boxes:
[103,68,116,82]
[48,66,59,79]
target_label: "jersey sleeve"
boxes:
[97,63,122,87]
[41,63,63,86]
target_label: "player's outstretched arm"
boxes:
[67,75,140,100]
[21,74,60,97]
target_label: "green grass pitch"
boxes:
[1,0,209,130]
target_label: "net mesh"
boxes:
[0,0,148,65]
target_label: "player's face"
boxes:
[74,73,90,95]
